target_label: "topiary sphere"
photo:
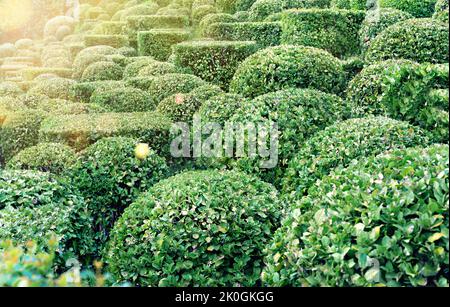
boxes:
[379,0,437,17]
[147,73,207,104]
[282,116,432,197]
[7,143,77,174]
[365,18,449,64]
[123,57,156,78]
[196,93,247,125]
[81,61,124,82]
[199,13,237,35]
[28,78,76,100]
[359,8,413,52]
[72,45,118,78]
[69,137,169,254]
[90,87,156,112]
[230,45,346,98]
[156,84,223,122]
[138,61,179,77]
[0,170,94,267]
[106,169,283,287]
[263,144,449,287]
[213,88,352,187]
[346,59,419,113]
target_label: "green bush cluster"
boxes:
[199,13,237,35]
[72,45,118,79]
[281,9,365,58]
[230,45,346,98]
[331,0,366,10]
[157,84,223,122]
[379,0,437,17]
[81,61,124,82]
[365,18,449,64]
[39,112,172,153]
[433,0,449,22]
[147,73,207,104]
[27,78,76,100]
[7,143,77,174]
[90,87,156,112]
[282,116,432,196]
[263,144,449,287]
[192,5,219,23]
[196,93,247,125]
[69,81,126,103]
[206,22,282,47]
[138,29,191,61]
[0,170,94,268]
[359,8,413,52]
[105,170,283,287]
[214,88,352,187]
[69,137,169,254]
[123,57,156,78]
[138,61,180,77]
[172,40,259,88]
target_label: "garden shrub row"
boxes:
[138,29,191,60]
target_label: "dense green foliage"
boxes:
[90,87,156,112]
[138,29,191,60]
[230,45,346,98]
[379,0,437,18]
[263,145,449,287]
[106,170,282,286]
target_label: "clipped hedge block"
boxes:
[281,9,366,58]
[206,22,282,47]
[84,35,129,48]
[248,0,331,21]
[81,61,124,82]
[379,0,437,17]
[90,87,157,112]
[138,29,191,60]
[147,73,207,104]
[173,40,259,88]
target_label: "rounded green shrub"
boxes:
[379,0,437,17]
[69,80,126,103]
[281,9,366,58]
[7,143,77,174]
[147,73,207,104]
[0,170,94,268]
[248,0,330,21]
[138,29,191,61]
[69,137,169,253]
[199,13,237,35]
[172,40,259,89]
[123,57,156,78]
[282,116,432,196]
[216,88,352,187]
[81,61,124,82]
[331,0,366,10]
[28,78,76,100]
[84,35,129,48]
[72,46,118,79]
[90,87,156,112]
[119,3,161,21]
[230,45,346,98]
[196,93,246,125]
[106,170,282,287]
[359,8,413,52]
[433,0,449,22]
[138,61,179,77]
[365,18,449,64]
[157,84,223,122]
[192,5,219,23]
[263,144,449,287]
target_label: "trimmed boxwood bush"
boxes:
[6,143,77,174]
[433,0,449,22]
[281,9,366,58]
[90,87,156,112]
[138,61,179,77]
[359,8,413,52]
[365,18,449,64]
[21,67,73,81]
[39,112,172,153]
[138,29,191,61]
[263,144,449,287]
[81,61,124,82]
[215,88,352,187]
[92,21,126,35]
[119,3,161,21]
[199,13,237,35]
[192,5,219,23]
[379,0,437,17]
[69,137,169,254]
[248,0,331,21]
[0,110,45,162]
[0,170,94,268]
[282,116,432,197]
[69,81,126,103]
[172,40,259,89]
[27,78,75,100]
[157,84,223,122]
[123,57,156,78]
[84,35,129,48]
[196,93,246,125]
[72,46,118,79]
[331,0,366,9]
[230,45,346,98]
[105,169,283,287]
[147,73,207,104]
[206,22,282,47]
